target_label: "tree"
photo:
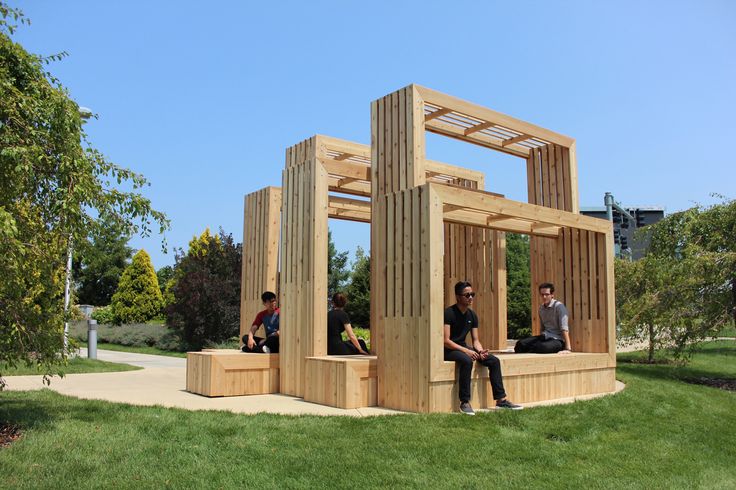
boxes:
[0,5,168,389]
[165,229,242,350]
[328,230,349,300]
[506,233,531,338]
[616,198,735,362]
[345,246,371,328]
[156,265,174,295]
[73,217,133,306]
[110,250,163,324]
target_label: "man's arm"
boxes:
[470,328,485,357]
[559,330,572,354]
[444,324,479,360]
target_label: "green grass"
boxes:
[1,342,734,489]
[79,342,188,358]
[1,357,141,376]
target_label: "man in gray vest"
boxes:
[514,283,572,354]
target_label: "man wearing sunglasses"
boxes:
[444,281,522,415]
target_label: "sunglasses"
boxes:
[461,292,476,298]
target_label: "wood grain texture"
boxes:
[186,351,279,397]
[303,356,378,409]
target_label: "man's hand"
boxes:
[558,349,572,355]
[465,348,480,360]
[246,334,256,350]
[479,349,491,360]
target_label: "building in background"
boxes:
[581,206,665,260]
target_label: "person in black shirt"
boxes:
[327,293,370,355]
[444,281,521,414]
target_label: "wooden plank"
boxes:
[424,107,452,121]
[414,85,575,147]
[464,120,495,136]
[502,133,532,147]
[425,118,530,158]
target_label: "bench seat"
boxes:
[429,352,616,411]
[186,350,279,397]
[304,355,378,409]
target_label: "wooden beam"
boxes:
[424,107,452,122]
[425,118,531,158]
[502,133,533,147]
[318,158,370,180]
[415,85,575,148]
[442,209,560,237]
[464,121,495,136]
[431,183,611,234]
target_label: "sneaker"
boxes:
[459,402,475,415]
[262,345,271,354]
[496,399,523,410]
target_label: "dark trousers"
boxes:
[514,335,564,354]
[241,334,279,353]
[445,348,507,403]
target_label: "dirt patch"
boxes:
[683,377,736,392]
[0,422,22,448]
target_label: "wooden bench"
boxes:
[186,350,279,397]
[429,352,616,411]
[303,355,378,409]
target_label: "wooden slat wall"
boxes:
[527,143,612,354]
[280,137,329,397]
[373,185,444,412]
[240,187,282,343]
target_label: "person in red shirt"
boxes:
[242,291,280,353]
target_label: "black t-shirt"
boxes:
[444,304,478,347]
[327,309,352,355]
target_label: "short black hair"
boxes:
[261,291,276,303]
[538,282,555,293]
[454,281,472,296]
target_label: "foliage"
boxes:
[1,342,735,488]
[506,233,531,338]
[110,250,163,324]
[165,229,242,350]
[68,320,181,351]
[0,5,168,389]
[91,305,114,324]
[156,265,174,294]
[345,246,370,329]
[327,229,349,300]
[73,216,132,306]
[616,198,736,362]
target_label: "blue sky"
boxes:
[12,1,736,269]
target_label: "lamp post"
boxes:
[63,106,94,352]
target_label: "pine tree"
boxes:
[110,249,163,323]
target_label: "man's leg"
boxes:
[241,335,265,353]
[445,349,473,403]
[480,354,507,401]
[263,335,279,353]
[514,335,544,353]
[530,338,564,354]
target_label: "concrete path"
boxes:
[4,348,625,416]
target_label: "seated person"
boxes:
[242,291,280,353]
[327,293,369,355]
[514,282,572,354]
[445,281,521,414]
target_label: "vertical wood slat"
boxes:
[240,187,282,344]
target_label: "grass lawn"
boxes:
[1,357,141,377]
[79,342,188,358]
[0,341,734,488]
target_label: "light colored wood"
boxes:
[186,351,279,397]
[428,353,616,411]
[415,85,575,148]
[303,356,378,409]
[240,187,282,344]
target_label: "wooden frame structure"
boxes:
[223,84,616,413]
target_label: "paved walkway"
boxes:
[4,348,625,417]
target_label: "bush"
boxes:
[68,321,185,351]
[91,305,115,324]
[111,250,163,324]
[165,229,241,350]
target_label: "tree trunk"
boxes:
[648,323,655,363]
[732,277,736,327]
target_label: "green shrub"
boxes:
[91,305,115,324]
[111,250,163,324]
[68,321,185,351]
